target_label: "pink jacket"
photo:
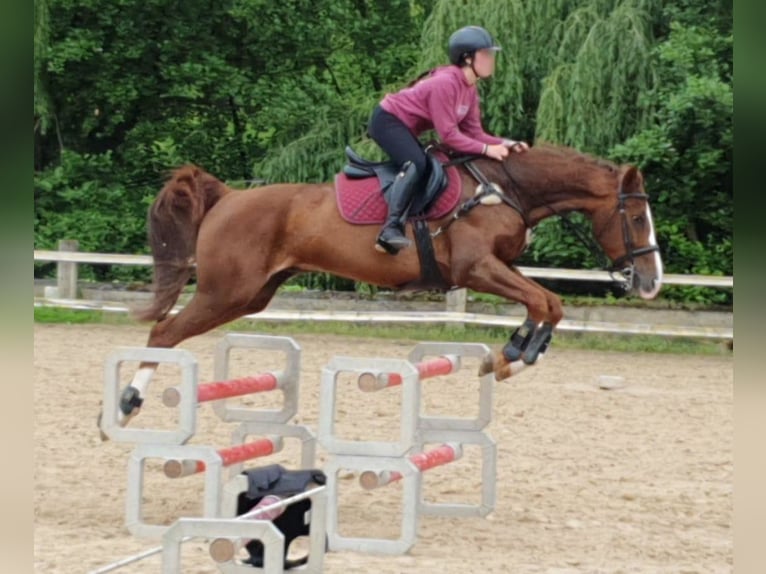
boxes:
[380,65,503,155]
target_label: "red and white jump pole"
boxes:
[162,372,281,408]
[357,355,461,392]
[163,436,284,479]
[359,443,463,490]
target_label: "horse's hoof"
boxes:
[478,354,495,377]
[119,386,144,416]
[478,353,507,381]
[96,411,110,442]
[494,363,513,381]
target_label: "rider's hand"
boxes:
[484,143,509,161]
[502,139,530,153]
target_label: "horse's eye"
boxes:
[632,214,645,224]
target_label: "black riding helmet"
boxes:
[448,26,501,66]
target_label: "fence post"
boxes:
[445,288,467,330]
[57,239,79,299]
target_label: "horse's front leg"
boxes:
[505,269,564,366]
[462,256,555,381]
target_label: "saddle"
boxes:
[342,146,449,216]
[335,146,460,225]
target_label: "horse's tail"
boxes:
[132,165,231,322]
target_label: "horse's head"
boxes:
[591,165,663,299]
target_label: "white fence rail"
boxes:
[33,244,733,340]
[33,248,734,288]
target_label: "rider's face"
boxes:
[473,49,497,78]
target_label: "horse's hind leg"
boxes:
[107,292,251,432]
[105,272,292,436]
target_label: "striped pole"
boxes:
[357,355,461,392]
[359,443,463,490]
[162,372,280,407]
[163,436,283,479]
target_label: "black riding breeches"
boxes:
[367,105,428,177]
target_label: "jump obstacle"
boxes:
[94,336,500,571]
[90,486,327,574]
[95,333,321,574]
[320,342,497,555]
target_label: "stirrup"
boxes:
[375,233,412,255]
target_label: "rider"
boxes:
[367,25,529,255]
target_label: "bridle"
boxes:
[575,187,661,289]
[496,159,661,290]
[601,190,660,261]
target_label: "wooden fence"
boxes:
[33,241,733,340]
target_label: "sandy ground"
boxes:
[33,323,732,574]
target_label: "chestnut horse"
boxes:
[108,144,663,432]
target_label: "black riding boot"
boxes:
[375,161,419,255]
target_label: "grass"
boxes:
[34,306,732,356]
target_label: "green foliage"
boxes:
[516,213,604,269]
[535,0,661,152]
[34,0,52,133]
[34,149,154,281]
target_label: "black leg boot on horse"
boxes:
[375,161,419,255]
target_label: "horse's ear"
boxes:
[192,167,200,179]
[619,165,643,194]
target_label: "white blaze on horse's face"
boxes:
[638,202,663,299]
[598,166,664,300]
[621,180,663,300]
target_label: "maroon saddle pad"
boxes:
[334,163,462,225]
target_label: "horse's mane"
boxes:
[525,143,619,172]
[474,142,620,199]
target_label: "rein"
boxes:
[546,190,661,287]
[432,154,529,237]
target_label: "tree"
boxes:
[610,15,732,286]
